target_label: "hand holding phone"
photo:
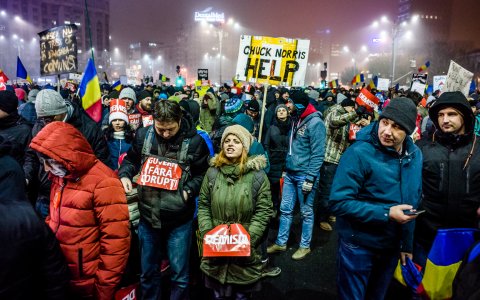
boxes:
[403,209,425,216]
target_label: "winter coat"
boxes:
[263,117,291,180]
[285,104,326,182]
[0,113,32,165]
[106,134,132,170]
[198,155,272,285]
[318,99,335,115]
[118,116,210,229]
[0,136,69,300]
[329,122,422,252]
[29,122,130,300]
[199,92,218,133]
[324,104,358,164]
[18,101,37,125]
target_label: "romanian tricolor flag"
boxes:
[351,74,365,85]
[368,76,378,90]
[16,57,32,83]
[419,228,478,299]
[329,79,339,89]
[0,69,9,83]
[418,61,430,72]
[79,58,102,122]
[111,80,122,91]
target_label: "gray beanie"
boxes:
[119,87,137,103]
[35,89,68,117]
[380,97,417,135]
[28,89,40,103]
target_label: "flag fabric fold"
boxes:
[16,57,32,83]
[0,69,9,83]
[418,61,431,72]
[351,74,365,85]
[329,79,339,89]
[79,58,102,122]
[111,80,122,91]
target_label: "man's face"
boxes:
[378,118,407,152]
[437,107,465,135]
[286,101,296,113]
[282,92,289,101]
[246,109,259,119]
[122,98,134,110]
[140,97,153,112]
[154,120,180,140]
[0,109,8,119]
[344,106,355,113]
[146,86,153,92]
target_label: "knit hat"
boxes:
[221,124,252,153]
[233,113,254,133]
[429,91,474,133]
[275,104,288,115]
[308,89,320,101]
[137,90,152,102]
[35,89,68,117]
[219,92,230,102]
[245,99,260,113]
[0,90,19,114]
[119,87,137,103]
[28,89,40,103]
[340,98,356,108]
[380,97,417,134]
[290,90,309,110]
[15,88,26,101]
[109,99,129,124]
[225,97,243,114]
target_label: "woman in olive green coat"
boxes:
[199,92,218,133]
[198,124,272,299]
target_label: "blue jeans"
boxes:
[275,173,318,248]
[138,218,193,300]
[337,238,399,300]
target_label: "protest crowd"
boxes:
[1,56,480,300]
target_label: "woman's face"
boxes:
[112,119,126,132]
[276,107,288,121]
[223,134,243,160]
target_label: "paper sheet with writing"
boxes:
[444,60,473,96]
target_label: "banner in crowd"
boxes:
[195,80,210,98]
[197,69,208,80]
[355,88,379,112]
[444,60,473,96]
[38,24,78,76]
[235,35,310,86]
[433,75,447,92]
[376,78,390,91]
[410,73,428,95]
[137,157,183,190]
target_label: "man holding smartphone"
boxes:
[329,98,422,300]
[415,91,480,268]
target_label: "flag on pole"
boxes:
[111,80,122,91]
[418,61,430,72]
[329,79,339,89]
[368,75,378,90]
[79,58,102,122]
[351,74,365,85]
[0,69,9,83]
[16,57,32,83]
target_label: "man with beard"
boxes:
[136,90,153,115]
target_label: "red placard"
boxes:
[114,283,138,300]
[349,123,362,141]
[203,223,251,257]
[136,157,182,190]
[356,88,379,112]
[142,115,153,127]
[128,113,141,130]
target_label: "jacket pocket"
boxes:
[78,248,84,278]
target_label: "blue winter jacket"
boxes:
[329,121,422,252]
[107,138,132,170]
[285,105,326,182]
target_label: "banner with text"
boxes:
[444,60,473,96]
[235,35,310,86]
[356,88,379,112]
[38,25,78,76]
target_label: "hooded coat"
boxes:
[416,91,480,250]
[199,92,218,133]
[198,155,272,285]
[30,122,130,300]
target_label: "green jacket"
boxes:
[199,92,218,133]
[324,104,358,164]
[198,154,272,285]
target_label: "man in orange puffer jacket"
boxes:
[30,121,130,300]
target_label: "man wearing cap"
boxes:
[245,99,261,139]
[119,87,137,114]
[329,98,422,300]
[24,89,110,218]
[136,90,153,115]
[415,91,480,268]
[267,90,326,260]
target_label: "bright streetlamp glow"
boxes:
[343,46,349,52]
[0,11,6,17]
[381,16,388,23]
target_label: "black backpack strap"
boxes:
[177,138,190,163]
[141,126,155,157]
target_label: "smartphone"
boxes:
[403,209,426,216]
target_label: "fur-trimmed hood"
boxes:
[210,154,267,171]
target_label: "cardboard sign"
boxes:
[410,73,428,94]
[349,123,361,141]
[142,115,153,127]
[65,81,77,92]
[38,24,78,76]
[137,157,182,190]
[235,35,310,86]
[355,88,379,112]
[444,60,474,96]
[203,223,251,257]
[377,78,390,91]
[433,75,447,92]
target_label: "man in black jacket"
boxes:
[119,100,210,300]
[0,135,69,300]
[415,91,480,268]
[24,89,110,218]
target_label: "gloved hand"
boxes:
[355,105,367,116]
[302,179,314,195]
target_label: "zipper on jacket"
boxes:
[465,165,470,194]
[54,180,66,234]
[78,248,84,277]
[399,158,404,204]
[439,162,445,192]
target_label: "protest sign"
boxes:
[38,25,78,76]
[142,115,153,128]
[203,223,251,257]
[128,114,141,131]
[410,73,428,94]
[235,35,310,86]
[444,60,473,96]
[433,75,447,92]
[136,157,182,190]
[355,88,379,112]
[195,80,210,98]
[377,78,390,91]
[197,69,208,80]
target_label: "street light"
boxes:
[342,45,368,75]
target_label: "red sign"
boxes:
[203,223,251,257]
[65,81,77,92]
[136,157,182,190]
[348,123,362,141]
[128,113,141,130]
[356,88,379,112]
[142,115,153,127]
[114,283,138,300]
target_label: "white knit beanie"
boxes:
[35,89,67,117]
[109,99,129,124]
[119,87,137,103]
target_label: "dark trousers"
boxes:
[315,162,338,222]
